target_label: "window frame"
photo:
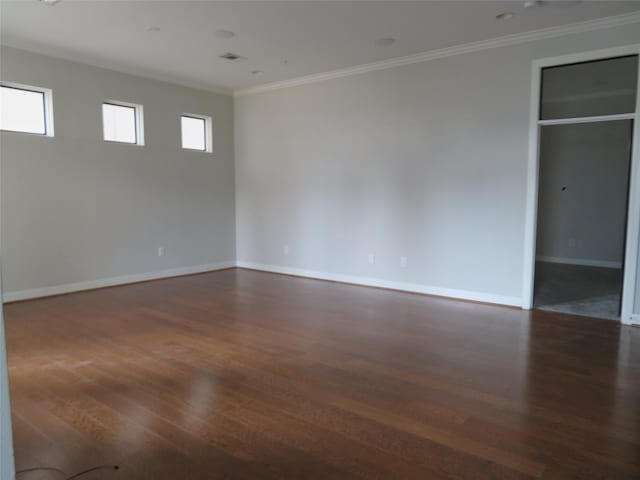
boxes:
[180,113,212,153]
[102,100,145,146]
[0,82,54,137]
[522,44,640,325]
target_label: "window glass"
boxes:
[541,55,638,120]
[0,85,47,135]
[103,103,137,144]
[181,115,206,151]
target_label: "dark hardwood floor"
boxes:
[4,268,640,479]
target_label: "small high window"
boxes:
[181,114,212,152]
[0,83,53,136]
[102,101,144,145]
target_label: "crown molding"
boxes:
[0,42,233,97]
[234,11,640,97]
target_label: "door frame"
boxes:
[521,44,640,325]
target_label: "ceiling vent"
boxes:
[219,53,246,61]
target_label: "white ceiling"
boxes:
[2,0,640,94]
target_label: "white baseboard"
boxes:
[536,256,622,269]
[629,314,640,326]
[236,261,522,307]
[2,261,236,303]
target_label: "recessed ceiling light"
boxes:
[219,52,246,61]
[375,37,396,47]
[38,0,61,5]
[252,70,264,76]
[146,26,161,32]
[215,29,235,39]
[496,12,515,20]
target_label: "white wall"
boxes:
[536,121,632,267]
[0,47,236,298]
[235,22,640,306]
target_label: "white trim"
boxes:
[538,113,635,126]
[236,261,522,307]
[1,43,232,97]
[43,85,54,136]
[521,57,542,310]
[631,314,640,326]
[621,52,640,326]
[1,261,235,303]
[234,12,640,97]
[522,44,640,327]
[536,256,622,269]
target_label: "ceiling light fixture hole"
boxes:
[496,12,515,20]
[215,29,235,39]
[219,52,246,61]
[375,37,396,47]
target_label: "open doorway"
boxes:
[533,55,638,320]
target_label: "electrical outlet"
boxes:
[157,247,165,257]
[400,256,407,268]
[283,244,289,255]
[368,253,375,265]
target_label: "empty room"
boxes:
[0,1,639,479]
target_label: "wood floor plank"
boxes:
[4,268,640,479]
